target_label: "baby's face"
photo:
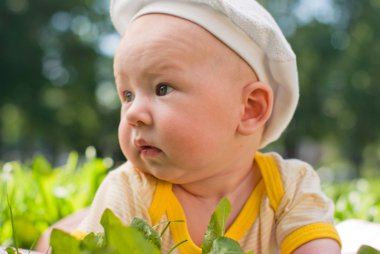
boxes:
[114,14,249,184]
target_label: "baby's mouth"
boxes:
[139,145,160,152]
[134,140,162,156]
[138,145,162,157]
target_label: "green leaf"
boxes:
[7,196,19,254]
[100,209,160,254]
[158,220,185,237]
[130,217,161,250]
[65,152,79,173]
[208,237,244,254]
[167,239,188,254]
[106,225,160,254]
[35,177,58,220]
[100,208,123,229]
[81,232,106,252]
[27,238,37,254]
[13,218,40,245]
[50,229,81,254]
[357,245,380,254]
[201,197,231,254]
[5,247,16,254]
[32,155,52,175]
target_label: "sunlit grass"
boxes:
[323,178,380,223]
[0,149,110,248]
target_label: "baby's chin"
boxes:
[132,164,188,184]
[126,157,199,184]
[132,163,169,180]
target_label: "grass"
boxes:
[323,178,380,223]
[0,149,110,249]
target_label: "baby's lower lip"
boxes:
[139,146,162,157]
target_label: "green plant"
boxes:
[4,196,37,254]
[322,179,380,254]
[5,196,19,254]
[0,150,110,248]
[49,198,252,254]
[323,179,380,223]
[357,245,380,254]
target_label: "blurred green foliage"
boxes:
[0,0,120,162]
[260,0,380,178]
[0,150,110,248]
[323,179,380,224]
[0,1,379,177]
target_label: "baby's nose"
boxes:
[125,96,152,127]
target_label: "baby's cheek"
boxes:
[168,125,210,154]
[118,121,131,151]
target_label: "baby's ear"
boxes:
[237,82,273,135]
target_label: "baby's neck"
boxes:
[174,160,260,199]
[172,161,261,246]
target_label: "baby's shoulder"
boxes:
[267,152,324,205]
[270,152,319,184]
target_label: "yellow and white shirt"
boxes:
[74,152,341,254]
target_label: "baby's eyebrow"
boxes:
[114,69,128,86]
[123,57,185,82]
[144,61,184,75]
[114,61,184,90]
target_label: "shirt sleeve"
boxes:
[274,157,341,254]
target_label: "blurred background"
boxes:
[1,0,380,179]
[0,0,380,250]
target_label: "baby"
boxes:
[74,1,341,253]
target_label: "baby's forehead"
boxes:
[123,14,246,64]
[115,14,253,86]
[127,14,222,47]
[119,14,241,67]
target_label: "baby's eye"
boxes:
[122,90,135,102]
[155,83,173,96]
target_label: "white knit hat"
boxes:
[110,0,299,148]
